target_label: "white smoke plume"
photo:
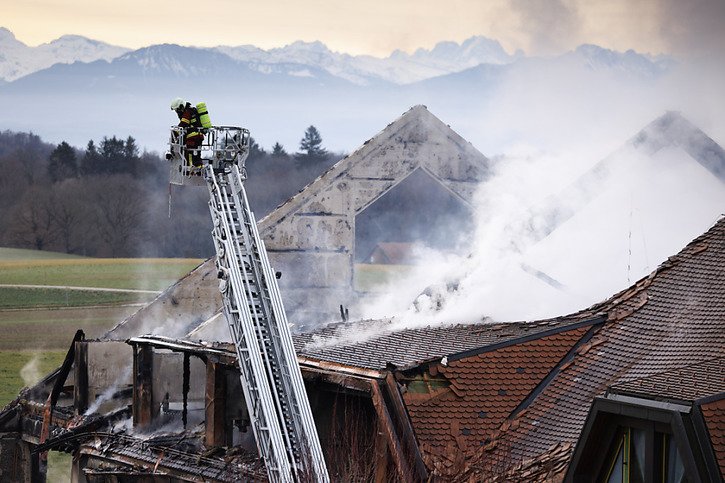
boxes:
[20,354,42,387]
[353,131,725,330]
[84,366,132,416]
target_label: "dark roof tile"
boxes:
[294,315,599,370]
[609,357,725,402]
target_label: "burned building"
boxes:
[0,108,723,482]
[2,217,723,481]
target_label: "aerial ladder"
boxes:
[168,125,329,483]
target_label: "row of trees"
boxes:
[0,126,340,258]
[249,125,329,163]
[48,136,143,182]
[47,126,330,184]
[0,131,175,257]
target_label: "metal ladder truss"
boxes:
[205,162,329,483]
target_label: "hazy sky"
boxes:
[3,0,724,57]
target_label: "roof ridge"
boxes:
[447,315,605,363]
[258,105,487,229]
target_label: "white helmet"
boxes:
[170,97,185,111]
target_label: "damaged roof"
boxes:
[448,217,725,480]
[293,314,603,371]
[404,323,597,460]
[292,217,725,481]
[77,432,267,481]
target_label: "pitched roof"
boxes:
[460,217,725,479]
[258,105,491,231]
[404,324,594,463]
[294,315,602,371]
[524,112,725,243]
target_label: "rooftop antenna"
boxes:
[627,195,633,284]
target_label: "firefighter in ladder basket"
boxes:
[170,97,211,168]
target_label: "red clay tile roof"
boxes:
[403,325,591,466]
[700,396,725,479]
[444,217,725,481]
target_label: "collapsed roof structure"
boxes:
[1,107,723,482]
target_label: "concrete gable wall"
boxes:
[258,106,490,325]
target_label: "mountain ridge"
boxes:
[0,27,130,81]
[0,27,670,85]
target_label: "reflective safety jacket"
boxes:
[177,103,204,144]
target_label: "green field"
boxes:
[0,249,202,410]
[0,305,141,351]
[0,257,203,291]
[0,350,67,407]
[0,287,156,309]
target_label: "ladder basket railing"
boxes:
[168,125,250,169]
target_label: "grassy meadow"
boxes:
[0,252,202,291]
[0,248,202,408]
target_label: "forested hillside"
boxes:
[0,130,340,258]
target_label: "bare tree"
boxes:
[90,176,148,257]
[48,180,90,254]
[10,187,57,251]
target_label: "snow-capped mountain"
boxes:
[214,36,518,85]
[565,44,673,78]
[214,41,382,85]
[400,36,517,70]
[0,26,689,157]
[0,26,672,87]
[0,27,129,81]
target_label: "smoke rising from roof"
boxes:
[352,86,725,329]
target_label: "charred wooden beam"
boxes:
[74,340,88,415]
[40,329,85,471]
[297,357,384,379]
[205,361,228,447]
[373,424,391,483]
[370,381,415,482]
[49,330,85,412]
[384,372,428,481]
[182,353,190,429]
[300,366,373,395]
[132,344,155,428]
